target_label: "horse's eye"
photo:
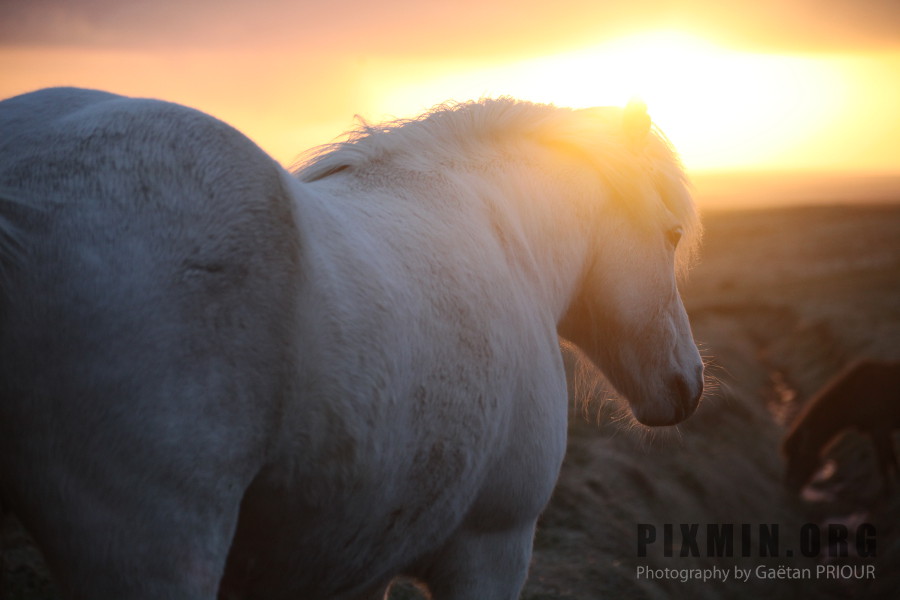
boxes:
[667,226,683,248]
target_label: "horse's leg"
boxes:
[882,432,900,492]
[3,382,259,599]
[17,466,246,600]
[351,580,394,600]
[382,578,431,600]
[870,431,897,498]
[420,522,536,600]
[0,503,8,600]
[414,370,567,600]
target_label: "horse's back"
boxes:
[0,87,302,596]
[0,87,118,141]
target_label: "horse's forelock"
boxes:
[538,106,701,276]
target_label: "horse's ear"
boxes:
[623,98,651,149]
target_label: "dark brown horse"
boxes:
[782,359,900,494]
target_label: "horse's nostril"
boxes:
[673,372,701,419]
[674,376,689,419]
[673,373,686,398]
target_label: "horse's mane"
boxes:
[293,98,700,273]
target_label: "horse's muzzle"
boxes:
[633,367,703,427]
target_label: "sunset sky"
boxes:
[2,0,899,186]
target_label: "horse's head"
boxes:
[558,101,703,427]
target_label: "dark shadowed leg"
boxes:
[420,523,535,600]
[871,432,899,498]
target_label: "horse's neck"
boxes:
[802,374,867,444]
[297,146,596,323]
[451,155,594,321]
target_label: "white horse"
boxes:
[0,87,703,599]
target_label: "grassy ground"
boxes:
[520,203,900,600]
[4,203,900,599]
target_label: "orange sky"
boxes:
[2,0,899,181]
